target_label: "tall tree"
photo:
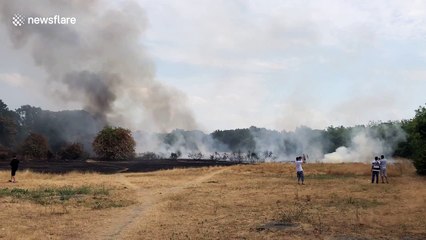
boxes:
[0,100,19,148]
[411,105,426,175]
[92,126,136,160]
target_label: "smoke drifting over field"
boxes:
[322,125,406,163]
[0,0,196,131]
[134,124,406,163]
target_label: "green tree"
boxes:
[0,100,19,148]
[16,105,42,131]
[323,125,351,153]
[0,100,12,116]
[393,119,414,158]
[14,104,102,153]
[411,105,426,175]
[20,133,49,159]
[211,128,255,152]
[0,116,18,148]
[92,126,136,160]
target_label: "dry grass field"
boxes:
[0,159,425,240]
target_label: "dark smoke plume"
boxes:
[0,0,197,131]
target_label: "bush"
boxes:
[92,126,136,160]
[413,151,426,175]
[20,133,49,159]
[58,143,85,160]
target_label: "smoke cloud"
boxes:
[0,0,196,131]
[249,127,325,162]
[322,125,406,163]
[135,129,228,158]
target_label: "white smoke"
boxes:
[134,124,408,163]
[134,129,228,158]
[249,126,325,162]
[322,124,406,163]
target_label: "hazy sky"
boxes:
[1,0,426,132]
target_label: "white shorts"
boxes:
[380,168,387,177]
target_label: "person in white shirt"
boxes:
[295,156,305,185]
[380,155,389,184]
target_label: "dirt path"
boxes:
[88,167,226,240]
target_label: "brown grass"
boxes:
[0,159,425,239]
[0,170,136,240]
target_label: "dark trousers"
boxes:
[371,171,379,183]
[297,171,304,182]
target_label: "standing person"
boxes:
[371,156,381,184]
[295,156,305,185]
[9,155,19,183]
[380,155,389,184]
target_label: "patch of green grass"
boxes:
[57,186,92,200]
[0,186,110,205]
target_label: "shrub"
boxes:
[58,143,85,160]
[92,126,135,160]
[20,133,49,159]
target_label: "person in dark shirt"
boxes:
[371,156,381,184]
[9,155,19,183]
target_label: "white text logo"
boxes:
[12,14,77,27]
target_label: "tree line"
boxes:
[0,99,425,175]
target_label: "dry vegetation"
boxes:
[0,170,137,239]
[0,159,425,239]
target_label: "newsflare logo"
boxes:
[12,14,26,27]
[11,13,77,27]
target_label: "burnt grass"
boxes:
[0,158,242,174]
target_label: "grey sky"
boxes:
[1,0,425,132]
